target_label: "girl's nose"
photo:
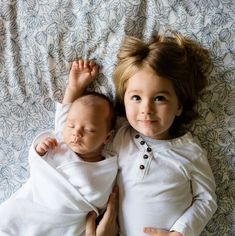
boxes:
[141,101,154,115]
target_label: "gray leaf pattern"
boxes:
[0,0,234,235]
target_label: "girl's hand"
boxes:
[35,137,58,156]
[144,228,183,236]
[85,187,119,236]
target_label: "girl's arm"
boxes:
[169,150,217,236]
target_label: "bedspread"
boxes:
[0,0,234,235]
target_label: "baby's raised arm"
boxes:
[35,137,58,156]
[63,60,99,104]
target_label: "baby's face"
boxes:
[63,100,112,162]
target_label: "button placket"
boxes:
[134,133,152,181]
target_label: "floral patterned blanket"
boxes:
[0,0,234,235]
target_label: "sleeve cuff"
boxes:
[170,222,194,236]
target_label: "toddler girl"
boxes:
[110,32,217,236]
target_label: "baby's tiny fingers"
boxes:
[89,60,96,67]
[44,137,58,149]
[83,60,89,68]
[36,143,49,155]
[78,59,84,69]
[71,61,79,69]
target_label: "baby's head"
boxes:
[63,92,115,162]
[114,32,210,138]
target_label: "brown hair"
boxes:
[74,92,116,131]
[113,31,211,136]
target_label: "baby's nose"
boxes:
[73,136,78,143]
[73,129,83,137]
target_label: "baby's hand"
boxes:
[68,59,99,91]
[63,59,99,103]
[144,228,183,236]
[35,137,58,156]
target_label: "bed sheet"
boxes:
[0,0,234,235]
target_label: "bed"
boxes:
[0,0,234,235]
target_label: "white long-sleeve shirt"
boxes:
[109,119,217,236]
[57,103,217,236]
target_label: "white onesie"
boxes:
[0,104,118,236]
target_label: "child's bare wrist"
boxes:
[64,87,85,102]
[170,231,183,236]
[66,86,84,93]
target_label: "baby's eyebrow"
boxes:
[66,118,74,123]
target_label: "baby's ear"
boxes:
[104,130,115,144]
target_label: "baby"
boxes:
[0,63,118,236]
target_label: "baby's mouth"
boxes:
[71,136,82,144]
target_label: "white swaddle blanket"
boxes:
[0,131,118,236]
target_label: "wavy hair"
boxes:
[113,31,211,136]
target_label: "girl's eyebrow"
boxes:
[127,89,171,95]
[155,90,171,95]
[126,89,142,93]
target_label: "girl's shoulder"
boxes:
[168,132,207,159]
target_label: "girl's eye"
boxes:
[68,124,74,128]
[154,96,166,102]
[131,95,141,101]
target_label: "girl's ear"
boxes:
[176,103,183,116]
[104,130,115,144]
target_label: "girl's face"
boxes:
[124,68,182,140]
